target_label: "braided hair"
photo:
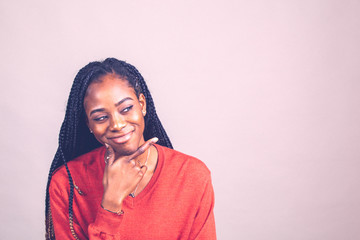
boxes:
[45,58,173,239]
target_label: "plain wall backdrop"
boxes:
[1,0,360,239]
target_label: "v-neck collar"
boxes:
[123,144,163,208]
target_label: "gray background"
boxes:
[1,0,360,239]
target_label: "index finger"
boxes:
[129,137,158,160]
[104,143,115,165]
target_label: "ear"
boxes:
[85,119,93,133]
[139,93,147,116]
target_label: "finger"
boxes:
[139,165,148,176]
[129,137,158,160]
[104,143,115,165]
[134,165,147,178]
[129,159,137,167]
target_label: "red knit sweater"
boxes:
[49,144,216,239]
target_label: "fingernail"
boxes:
[104,143,109,148]
[152,137,159,143]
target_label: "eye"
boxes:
[121,105,133,113]
[93,116,108,122]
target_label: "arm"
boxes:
[87,208,123,239]
[49,177,87,239]
[49,168,124,240]
[50,138,157,239]
[189,176,217,240]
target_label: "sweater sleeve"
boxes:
[49,175,124,240]
[87,208,124,239]
[49,177,88,239]
[189,175,217,240]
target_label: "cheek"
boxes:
[131,112,143,122]
[91,124,108,139]
[126,110,145,135]
[131,110,145,127]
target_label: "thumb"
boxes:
[104,143,115,165]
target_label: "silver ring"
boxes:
[104,155,110,164]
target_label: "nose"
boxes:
[109,113,126,131]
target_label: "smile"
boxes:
[108,131,134,144]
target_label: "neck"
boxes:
[136,147,151,166]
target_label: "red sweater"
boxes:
[49,144,216,239]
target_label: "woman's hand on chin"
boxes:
[101,137,158,211]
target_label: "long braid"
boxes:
[60,118,80,240]
[61,150,79,240]
[45,64,103,239]
[45,58,172,239]
[45,151,60,239]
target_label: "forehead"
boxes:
[84,74,136,109]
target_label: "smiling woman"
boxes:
[45,58,216,240]
[84,75,147,157]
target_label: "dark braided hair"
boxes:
[45,58,173,239]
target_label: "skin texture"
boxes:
[83,74,158,212]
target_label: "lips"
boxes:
[108,131,134,144]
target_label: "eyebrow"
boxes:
[89,97,133,116]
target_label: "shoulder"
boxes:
[156,144,211,181]
[50,147,105,190]
[154,144,214,206]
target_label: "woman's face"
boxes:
[84,74,146,157]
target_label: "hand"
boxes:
[101,137,158,212]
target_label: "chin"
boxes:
[114,148,136,157]
[112,141,140,157]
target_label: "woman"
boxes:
[45,58,216,239]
